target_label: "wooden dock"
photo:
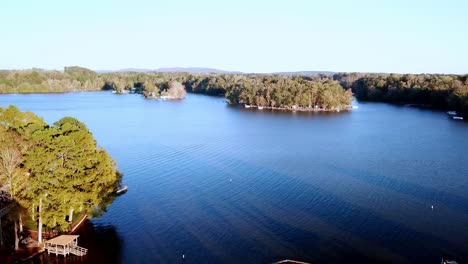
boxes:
[44,235,88,256]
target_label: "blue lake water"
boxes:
[1,92,468,263]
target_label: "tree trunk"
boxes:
[38,198,42,244]
[14,220,19,250]
[69,208,74,223]
[19,214,23,233]
[0,217,3,247]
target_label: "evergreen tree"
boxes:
[0,106,122,245]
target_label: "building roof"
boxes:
[44,235,79,246]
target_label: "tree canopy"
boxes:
[0,106,122,247]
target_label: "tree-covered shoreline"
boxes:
[333,73,468,116]
[0,106,122,249]
[1,67,467,116]
[0,67,352,112]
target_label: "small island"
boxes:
[225,77,353,112]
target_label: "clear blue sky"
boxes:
[1,0,467,73]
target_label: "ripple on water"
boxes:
[2,92,467,264]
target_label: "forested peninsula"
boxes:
[1,67,467,116]
[334,73,468,116]
[0,106,122,249]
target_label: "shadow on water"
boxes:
[196,152,467,264]
[32,221,122,264]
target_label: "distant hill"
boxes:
[96,68,338,75]
[97,68,154,73]
[156,67,243,74]
[97,67,243,74]
[272,71,336,76]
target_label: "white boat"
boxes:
[258,106,264,110]
[447,111,457,115]
[244,104,251,108]
[352,105,359,109]
[116,184,128,194]
[452,116,463,120]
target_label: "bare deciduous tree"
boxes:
[167,81,186,99]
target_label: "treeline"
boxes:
[2,67,467,114]
[0,67,352,110]
[0,67,104,93]
[0,67,186,94]
[0,106,121,249]
[333,73,468,115]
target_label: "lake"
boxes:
[1,92,468,264]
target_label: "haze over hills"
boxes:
[96,67,336,75]
[274,71,336,76]
[5,66,455,76]
[97,67,243,74]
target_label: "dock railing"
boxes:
[70,245,88,256]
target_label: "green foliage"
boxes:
[64,66,97,77]
[0,106,47,138]
[0,106,122,234]
[0,67,103,93]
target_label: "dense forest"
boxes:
[0,106,122,249]
[1,67,467,115]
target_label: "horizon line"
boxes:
[0,66,466,76]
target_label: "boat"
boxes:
[258,106,264,110]
[352,105,359,109]
[116,184,128,194]
[244,104,251,108]
[452,116,464,120]
[447,111,457,115]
